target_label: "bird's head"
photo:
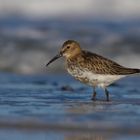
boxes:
[46,40,81,66]
[60,40,81,58]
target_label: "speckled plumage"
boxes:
[66,50,139,75]
[46,40,140,101]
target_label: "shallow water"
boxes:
[0,73,139,139]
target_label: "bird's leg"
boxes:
[105,88,109,101]
[91,87,97,101]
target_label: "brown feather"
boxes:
[67,50,140,75]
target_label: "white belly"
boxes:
[86,72,125,87]
[68,68,125,88]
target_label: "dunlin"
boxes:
[46,40,140,101]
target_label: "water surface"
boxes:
[0,73,139,139]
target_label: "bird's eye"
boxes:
[67,46,70,49]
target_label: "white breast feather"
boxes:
[68,67,125,88]
[81,71,125,87]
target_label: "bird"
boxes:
[46,40,140,101]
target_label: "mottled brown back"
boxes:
[70,50,140,75]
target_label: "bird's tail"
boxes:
[123,68,140,75]
[134,69,140,74]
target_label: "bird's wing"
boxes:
[81,51,139,75]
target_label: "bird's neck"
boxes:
[66,50,82,60]
[66,51,84,63]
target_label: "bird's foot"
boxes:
[106,98,110,102]
[91,91,97,101]
[91,97,96,101]
[105,88,110,102]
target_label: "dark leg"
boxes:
[91,87,97,101]
[105,88,109,101]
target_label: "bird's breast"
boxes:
[66,62,125,87]
[66,63,94,85]
[67,64,84,78]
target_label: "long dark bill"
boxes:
[46,54,62,67]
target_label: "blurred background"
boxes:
[0,0,140,74]
[0,1,140,140]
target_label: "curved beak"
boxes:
[46,53,62,67]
